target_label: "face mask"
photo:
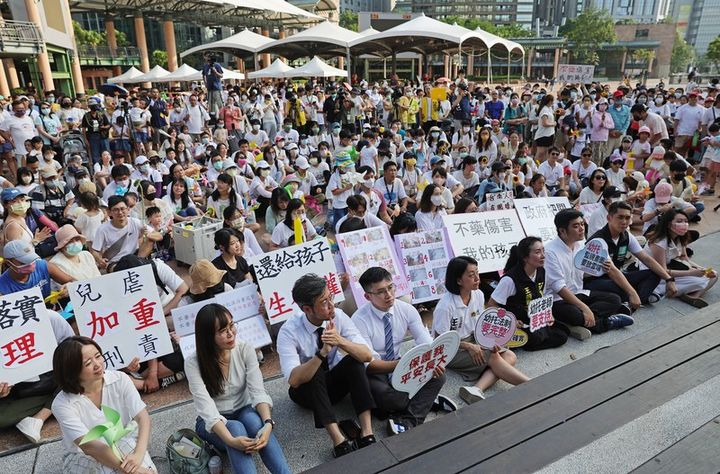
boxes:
[462,126,470,133]
[570,92,578,100]
[433,178,445,187]
[41,108,50,115]
[21,176,32,184]
[48,97,55,104]
[637,97,647,104]
[201,138,209,145]
[237,158,247,167]
[498,172,507,181]
[213,161,224,171]
[231,217,245,231]
[300,139,308,145]
[672,222,689,236]
[46,179,60,188]
[598,104,607,112]
[309,157,319,165]
[431,132,439,138]
[363,179,374,188]
[655,98,663,105]
[140,164,150,173]
[10,201,30,215]
[431,195,444,207]
[675,92,682,98]
[518,157,529,165]
[404,159,417,167]
[12,261,36,275]
[226,168,237,177]
[590,93,597,100]
[260,169,270,177]
[311,127,319,135]
[65,242,83,256]
[332,128,341,135]
[14,110,24,117]
[252,125,260,131]
[511,98,520,106]
[283,125,292,132]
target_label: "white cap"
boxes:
[295,157,310,169]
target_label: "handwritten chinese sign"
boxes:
[0,287,57,384]
[337,227,410,305]
[70,265,173,370]
[391,331,460,398]
[574,238,609,277]
[557,64,595,84]
[474,308,517,348]
[527,295,554,333]
[443,210,526,273]
[514,196,571,242]
[485,190,515,211]
[394,230,454,303]
[249,238,343,324]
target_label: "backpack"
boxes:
[165,429,213,474]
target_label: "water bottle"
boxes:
[208,455,222,474]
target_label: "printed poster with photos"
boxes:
[394,229,454,303]
[337,226,411,304]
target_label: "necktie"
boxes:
[316,326,324,351]
[383,313,396,361]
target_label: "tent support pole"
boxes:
[392,50,397,77]
[253,53,259,81]
[507,52,511,83]
[346,47,351,83]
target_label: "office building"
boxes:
[585,0,672,23]
[670,0,720,55]
[394,0,535,29]
[340,0,395,12]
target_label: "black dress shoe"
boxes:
[357,434,377,448]
[338,419,361,441]
[333,440,356,458]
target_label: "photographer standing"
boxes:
[203,53,224,116]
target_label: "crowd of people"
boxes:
[0,62,718,472]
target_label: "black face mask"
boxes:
[62,102,71,108]
[674,173,685,181]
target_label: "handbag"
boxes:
[165,428,212,474]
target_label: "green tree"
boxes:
[495,24,533,39]
[707,35,720,69]
[559,8,617,65]
[339,11,358,32]
[151,50,168,68]
[73,21,103,46]
[671,32,695,73]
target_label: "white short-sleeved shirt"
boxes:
[640,112,669,140]
[91,218,144,263]
[578,186,602,205]
[327,172,354,209]
[373,177,408,206]
[570,160,597,181]
[538,161,564,186]
[0,114,37,155]
[415,209,447,232]
[271,217,317,247]
[490,272,539,305]
[674,104,706,136]
[432,290,485,339]
[52,371,146,453]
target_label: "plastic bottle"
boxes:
[208,455,222,474]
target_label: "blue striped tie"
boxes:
[383,312,396,361]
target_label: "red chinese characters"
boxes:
[87,311,120,339]
[267,291,293,320]
[324,272,342,296]
[129,298,160,330]
[1,333,43,367]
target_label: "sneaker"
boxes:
[431,394,458,413]
[386,418,407,436]
[567,325,592,341]
[256,349,265,364]
[607,314,635,330]
[333,440,356,458]
[679,294,709,308]
[647,293,662,304]
[160,371,185,389]
[700,188,715,196]
[459,386,486,405]
[15,417,42,444]
[618,302,633,315]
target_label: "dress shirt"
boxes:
[544,236,589,301]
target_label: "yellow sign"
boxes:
[430,87,447,103]
[506,329,529,348]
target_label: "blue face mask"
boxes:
[65,242,83,256]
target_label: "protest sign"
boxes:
[178,315,271,358]
[527,295,554,333]
[249,238,343,324]
[474,308,517,348]
[337,227,410,304]
[514,196,572,242]
[443,210,526,273]
[70,265,173,370]
[506,329,529,348]
[580,203,603,221]
[0,287,57,385]
[558,64,595,83]
[394,229,454,303]
[485,191,515,211]
[430,87,447,103]
[391,331,460,398]
[574,238,609,277]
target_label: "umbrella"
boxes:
[98,83,129,96]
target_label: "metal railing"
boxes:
[78,44,141,60]
[0,20,43,51]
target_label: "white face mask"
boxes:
[430,195,444,207]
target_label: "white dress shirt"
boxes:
[352,299,432,360]
[544,236,589,301]
[276,309,369,383]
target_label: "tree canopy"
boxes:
[671,32,695,73]
[440,16,533,39]
[559,8,616,65]
[707,35,720,69]
[339,11,358,32]
[73,21,129,48]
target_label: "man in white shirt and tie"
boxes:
[353,267,454,436]
[277,274,377,458]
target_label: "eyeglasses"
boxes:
[367,283,395,296]
[550,152,560,156]
[216,321,237,337]
[581,154,592,157]
[595,176,607,180]
[110,206,129,213]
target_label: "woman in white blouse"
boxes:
[186,304,290,473]
[51,336,157,473]
[414,184,447,231]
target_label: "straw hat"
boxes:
[189,259,226,294]
[54,224,87,251]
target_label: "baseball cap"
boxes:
[295,156,310,170]
[491,161,509,173]
[613,90,624,98]
[255,160,270,169]
[3,240,40,265]
[602,186,624,199]
[1,188,26,202]
[430,156,445,166]
[654,182,673,204]
[638,126,651,135]
[135,155,149,165]
[41,168,58,179]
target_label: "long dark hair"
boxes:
[476,127,492,151]
[195,303,232,398]
[210,173,237,208]
[536,94,555,115]
[270,187,290,215]
[282,198,304,228]
[648,209,691,247]
[587,169,607,194]
[419,183,438,213]
[170,178,190,209]
[504,236,543,272]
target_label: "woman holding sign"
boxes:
[270,198,317,249]
[186,304,291,474]
[487,237,569,351]
[433,256,529,405]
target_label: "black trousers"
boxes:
[367,372,445,428]
[584,270,661,304]
[288,355,375,429]
[552,290,622,334]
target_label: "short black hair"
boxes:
[53,336,104,394]
[669,159,687,172]
[554,208,584,232]
[383,161,397,171]
[358,267,392,292]
[145,206,160,218]
[338,216,366,234]
[445,256,478,295]
[292,273,329,311]
[111,165,130,179]
[346,194,367,211]
[608,200,632,215]
[107,195,128,209]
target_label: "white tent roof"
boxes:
[283,56,346,78]
[177,66,245,82]
[180,29,276,59]
[473,27,524,55]
[125,65,171,83]
[257,21,361,58]
[154,64,200,82]
[247,58,293,79]
[107,66,144,84]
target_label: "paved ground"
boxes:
[2,227,719,473]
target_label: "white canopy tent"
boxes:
[179,29,275,59]
[107,66,144,84]
[283,56,346,78]
[247,58,293,79]
[256,21,361,59]
[472,28,525,83]
[177,66,245,81]
[154,64,199,83]
[125,65,171,84]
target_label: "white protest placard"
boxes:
[394,230,454,303]
[70,265,173,370]
[557,64,595,84]
[0,288,58,385]
[391,331,460,398]
[474,308,517,348]
[527,295,554,333]
[337,227,410,304]
[485,191,515,211]
[443,210,526,273]
[574,238,609,277]
[514,196,572,242]
[178,315,272,358]
[249,238,343,324]
[580,203,603,221]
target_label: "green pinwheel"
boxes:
[80,405,135,460]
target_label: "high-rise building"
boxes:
[670,0,720,55]
[534,0,585,29]
[394,0,535,29]
[585,0,672,23]
[340,0,395,12]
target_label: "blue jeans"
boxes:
[195,406,290,474]
[330,207,347,228]
[88,135,110,164]
[692,201,704,216]
[178,207,198,217]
